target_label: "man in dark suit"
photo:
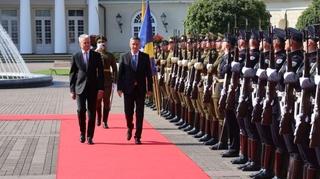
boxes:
[70,34,104,145]
[117,37,153,144]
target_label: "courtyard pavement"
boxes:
[0,63,253,179]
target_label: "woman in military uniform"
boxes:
[95,35,118,128]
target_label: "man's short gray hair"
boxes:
[79,34,90,42]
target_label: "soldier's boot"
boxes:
[194,114,205,138]
[238,138,252,169]
[252,144,274,178]
[232,134,248,164]
[162,101,171,117]
[175,106,184,125]
[179,110,191,129]
[102,109,109,129]
[187,112,200,134]
[204,120,219,145]
[165,102,175,120]
[303,164,309,179]
[96,105,102,126]
[306,166,318,179]
[272,150,287,179]
[287,155,303,179]
[199,119,211,142]
[164,101,173,118]
[210,121,228,150]
[170,103,181,122]
[177,108,188,127]
[243,139,261,171]
[250,144,266,177]
[184,111,197,132]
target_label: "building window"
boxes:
[35,10,51,45]
[132,11,156,37]
[0,10,18,44]
[68,10,84,44]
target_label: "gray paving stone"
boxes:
[0,65,253,178]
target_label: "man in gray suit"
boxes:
[117,37,153,144]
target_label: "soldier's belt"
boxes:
[215,79,224,83]
[104,69,111,72]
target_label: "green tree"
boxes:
[296,0,320,30]
[184,0,270,34]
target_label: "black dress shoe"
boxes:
[135,138,142,144]
[238,161,251,170]
[127,129,132,141]
[199,134,210,142]
[187,128,199,135]
[194,131,205,138]
[203,138,218,145]
[97,120,101,126]
[103,122,109,129]
[210,142,228,150]
[221,149,239,157]
[87,137,94,145]
[80,134,85,143]
[231,155,248,164]
[242,162,260,171]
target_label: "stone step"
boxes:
[22,54,72,63]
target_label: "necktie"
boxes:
[84,52,89,68]
[132,54,137,71]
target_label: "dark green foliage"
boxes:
[184,0,270,34]
[296,0,320,30]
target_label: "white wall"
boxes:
[101,2,191,52]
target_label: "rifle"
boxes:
[261,25,278,125]
[218,34,233,113]
[294,29,314,144]
[170,46,180,89]
[186,44,197,97]
[159,49,166,87]
[279,21,296,135]
[203,50,215,103]
[226,15,241,111]
[252,31,268,123]
[174,46,184,92]
[310,25,320,147]
[236,30,255,119]
[191,40,203,99]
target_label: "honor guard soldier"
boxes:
[278,27,304,179]
[95,35,118,129]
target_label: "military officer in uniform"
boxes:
[95,35,118,129]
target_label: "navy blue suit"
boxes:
[117,51,153,139]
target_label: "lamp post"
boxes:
[116,13,123,33]
[160,12,168,33]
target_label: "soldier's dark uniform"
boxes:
[250,33,275,178]
[95,35,118,129]
[237,31,261,171]
[277,27,304,179]
[230,31,249,164]
[217,34,240,156]
[293,26,320,178]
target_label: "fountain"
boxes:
[0,24,52,88]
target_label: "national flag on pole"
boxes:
[139,0,154,59]
[141,0,146,20]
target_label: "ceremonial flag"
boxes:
[139,0,154,59]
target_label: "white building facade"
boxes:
[0,0,312,54]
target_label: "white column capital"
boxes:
[88,0,99,35]
[54,0,67,53]
[20,0,32,54]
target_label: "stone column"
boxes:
[87,0,99,35]
[54,0,67,53]
[19,0,32,54]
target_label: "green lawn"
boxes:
[32,69,70,76]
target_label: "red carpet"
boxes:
[0,114,209,179]
[56,114,209,179]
